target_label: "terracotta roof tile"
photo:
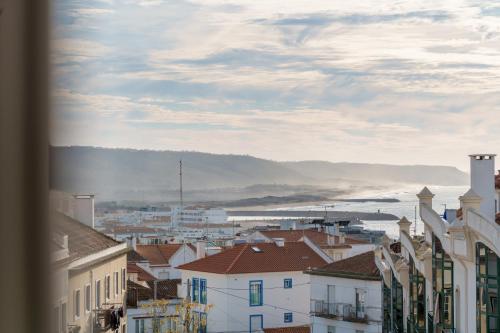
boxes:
[127,263,155,281]
[306,251,380,280]
[259,230,369,246]
[178,242,328,274]
[264,326,310,333]
[135,244,183,266]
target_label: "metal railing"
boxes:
[310,300,369,323]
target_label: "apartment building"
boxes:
[307,251,382,333]
[375,154,500,333]
[178,240,332,333]
[52,211,129,333]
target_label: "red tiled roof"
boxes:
[178,242,328,274]
[495,173,500,190]
[306,251,380,280]
[264,326,310,333]
[127,263,155,281]
[135,244,183,266]
[259,229,369,246]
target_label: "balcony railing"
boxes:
[310,300,369,324]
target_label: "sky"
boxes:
[51,0,500,170]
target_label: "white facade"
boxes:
[179,270,312,333]
[127,299,181,333]
[309,275,382,333]
[375,154,500,333]
[172,207,228,225]
[151,244,197,280]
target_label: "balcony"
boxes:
[310,300,368,324]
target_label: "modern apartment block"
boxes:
[375,154,500,333]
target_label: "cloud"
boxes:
[51,0,500,168]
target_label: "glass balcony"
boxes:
[310,300,370,324]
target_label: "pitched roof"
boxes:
[51,211,121,261]
[264,326,310,333]
[259,229,369,246]
[127,263,155,282]
[128,249,147,262]
[178,242,328,274]
[306,251,380,280]
[135,244,183,266]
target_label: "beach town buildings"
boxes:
[375,154,500,333]
[177,240,332,333]
[308,251,383,333]
[247,229,375,262]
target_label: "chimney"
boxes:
[73,194,95,228]
[469,154,496,220]
[417,187,434,208]
[398,217,412,236]
[196,241,206,259]
[272,238,285,247]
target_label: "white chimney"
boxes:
[469,154,496,220]
[73,194,95,228]
[196,241,206,259]
[272,238,285,247]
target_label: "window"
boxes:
[114,272,119,296]
[121,268,126,292]
[355,288,366,318]
[61,302,67,333]
[284,312,293,323]
[327,326,336,333]
[200,279,207,304]
[284,278,292,289]
[249,315,263,333]
[105,275,111,300]
[432,234,454,330]
[249,280,263,306]
[84,284,91,313]
[192,278,200,303]
[95,280,101,308]
[74,289,81,319]
[476,242,499,333]
[135,319,145,333]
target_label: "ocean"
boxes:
[231,185,469,239]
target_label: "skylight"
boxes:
[251,246,263,253]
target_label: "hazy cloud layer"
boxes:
[52,0,500,169]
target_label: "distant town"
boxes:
[51,154,500,333]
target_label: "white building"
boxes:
[307,251,382,333]
[133,243,197,280]
[247,229,375,262]
[375,154,500,333]
[178,240,332,333]
[172,207,228,225]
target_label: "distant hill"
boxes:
[282,161,468,187]
[50,146,468,201]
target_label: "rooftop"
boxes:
[127,263,155,282]
[178,241,328,274]
[135,244,186,266]
[306,251,380,280]
[259,229,369,246]
[51,211,122,262]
